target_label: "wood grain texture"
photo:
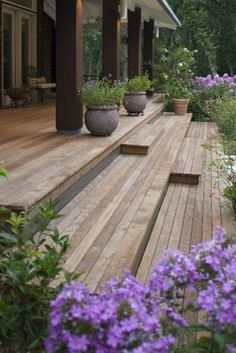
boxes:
[0,99,163,209]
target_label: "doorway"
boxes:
[3,2,36,94]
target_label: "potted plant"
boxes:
[7,85,32,106]
[81,79,125,136]
[165,79,192,115]
[123,75,151,116]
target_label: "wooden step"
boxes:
[137,124,235,285]
[0,100,164,210]
[170,137,204,184]
[51,114,192,291]
[121,123,164,155]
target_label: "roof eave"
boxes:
[157,0,182,28]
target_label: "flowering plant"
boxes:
[203,133,236,217]
[46,227,236,353]
[165,79,192,100]
[46,272,179,353]
[125,74,151,92]
[81,78,125,106]
[150,227,236,353]
[192,73,236,91]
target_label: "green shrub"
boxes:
[125,75,151,92]
[224,181,236,217]
[205,96,236,139]
[0,201,77,353]
[153,47,196,92]
[190,84,230,121]
[203,135,236,219]
[164,79,192,111]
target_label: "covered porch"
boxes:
[55,0,180,134]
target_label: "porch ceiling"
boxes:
[44,0,180,30]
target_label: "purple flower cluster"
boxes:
[46,227,236,352]
[46,272,176,353]
[150,227,236,331]
[192,73,236,89]
[149,250,196,306]
[191,227,236,329]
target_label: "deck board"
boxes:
[170,137,204,184]
[0,99,164,209]
[51,114,192,289]
[137,121,235,284]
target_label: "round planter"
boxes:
[173,98,190,115]
[123,92,147,116]
[85,105,119,136]
[8,93,30,107]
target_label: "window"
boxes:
[3,4,36,90]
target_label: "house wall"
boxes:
[37,0,55,81]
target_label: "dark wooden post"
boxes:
[128,7,141,78]
[143,20,154,81]
[56,0,83,134]
[102,0,120,80]
[37,0,44,77]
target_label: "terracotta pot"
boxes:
[85,105,119,136]
[173,98,190,115]
[123,92,147,115]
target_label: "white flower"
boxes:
[178,63,183,67]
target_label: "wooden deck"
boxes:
[0,102,235,292]
[0,97,163,209]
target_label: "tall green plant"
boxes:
[0,201,77,353]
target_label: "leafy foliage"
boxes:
[224,181,236,217]
[156,0,236,75]
[81,78,125,106]
[0,201,77,353]
[204,96,236,140]
[6,85,32,95]
[190,83,230,122]
[125,74,151,92]
[0,166,8,179]
[203,134,236,218]
[46,228,236,353]
[153,47,196,93]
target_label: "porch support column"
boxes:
[56,0,83,134]
[143,19,154,81]
[128,7,141,78]
[102,0,120,80]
